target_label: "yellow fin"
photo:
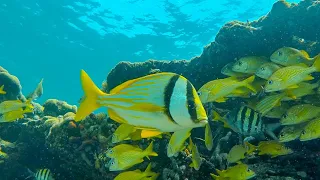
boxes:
[304,75,314,81]
[144,141,158,157]
[242,75,257,93]
[75,70,107,121]
[312,54,320,71]
[141,130,162,138]
[108,109,127,124]
[287,84,299,89]
[215,97,227,103]
[0,85,6,94]
[210,173,219,180]
[300,50,310,58]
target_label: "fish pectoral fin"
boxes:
[189,162,194,167]
[287,84,299,89]
[108,109,128,123]
[215,97,227,103]
[141,130,163,138]
[300,50,310,58]
[167,128,192,157]
[304,75,314,81]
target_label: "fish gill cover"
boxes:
[1,0,320,180]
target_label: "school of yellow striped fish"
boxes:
[1,47,320,179]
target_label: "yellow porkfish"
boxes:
[265,56,320,92]
[197,76,256,103]
[75,70,208,157]
[0,85,6,94]
[270,47,316,66]
[211,163,256,180]
[114,163,158,180]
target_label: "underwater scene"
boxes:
[1,0,320,179]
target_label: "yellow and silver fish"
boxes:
[107,142,158,171]
[221,62,249,77]
[198,76,256,103]
[255,62,281,80]
[300,118,320,141]
[226,144,247,164]
[75,70,208,157]
[211,163,256,180]
[0,100,33,114]
[280,104,320,125]
[264,57,320,92]
[112,124,137,143]
[254,92,286,116]
[270,47,316,66]
[114,163,158,180]
[278,124,306,142]
[232,56,268,74]
[257,141,293,158]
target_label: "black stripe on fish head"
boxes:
[186,80,198,122]
[164,75,180,124]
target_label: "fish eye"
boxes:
[238,61,243,66]
[277,51,283,56]
[260,67,265,71]
[282,114,288,119]
[280,133,284,137]
[268,80,273,85]
[247,168,251,172]
[301,130,306,135]
[197,92,202,96]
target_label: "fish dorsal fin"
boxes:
[300,50,310,58]
[110,72,176,94]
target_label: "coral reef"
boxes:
[0,66,23,101]
[43,99,77,117]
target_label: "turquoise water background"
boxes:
[1,0,300,105]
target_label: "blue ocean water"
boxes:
[1,0,300,105]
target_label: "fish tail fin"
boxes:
[75,70,106,121]
[312,54,320,71]
[145,141,158,157]
[266,123,281,140]
[210,173,219,180]
[143,163,157,178]
[244,141,257,155]
[242,75,257,93]
[0,85,6,94]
